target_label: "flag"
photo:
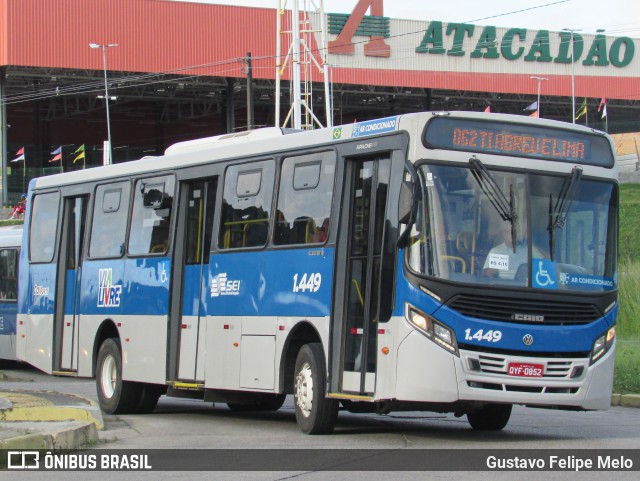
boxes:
[529,110,539,118]
[16,147,24,155]
[575,98,588,120]
[10,154,24,163]
[49,146,62,162]
[484,105,491,113]
[73,144,85,163]
[598,98,607,119]
[524,101,538,111]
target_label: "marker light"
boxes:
[591,325,616,365]
[405,304,459,356]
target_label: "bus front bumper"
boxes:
[394,330,615,410]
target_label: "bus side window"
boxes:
[89,182,131,258]
[218,160,275,249]
[273,152,335,246]
[29,191,61,264]
[128,176,175,256]
[0,248,18,300]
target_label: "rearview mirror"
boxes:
[398,180,414,224]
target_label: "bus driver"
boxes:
[482,226,543,280]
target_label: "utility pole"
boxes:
[89,43,118,164]
[562,28,581,123]
[245,52,254,130]
[531,76,548,118]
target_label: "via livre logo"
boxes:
[98,268,122,307]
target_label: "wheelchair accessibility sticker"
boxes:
[532,259,557,289]
[532,259,615,291]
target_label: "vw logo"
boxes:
[523,334,534,346]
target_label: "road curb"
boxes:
[0,422,98,450]
[612,393,640,408]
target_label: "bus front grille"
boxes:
[446,294,602,324]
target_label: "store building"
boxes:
[1,0,638,203]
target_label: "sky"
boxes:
[170,0,640,37]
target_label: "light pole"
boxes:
[90,43,118,164]
[530,76,548,118]
[562,28,581,123]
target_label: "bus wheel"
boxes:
[227,393,287,412]
[467,404,512,430]
[96,338,140,414]
[259,393,287,411]
[135,384,165,414]
[294,343,338,434]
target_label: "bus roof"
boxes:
[31,111,614,191]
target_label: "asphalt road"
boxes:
[2,363,639,481]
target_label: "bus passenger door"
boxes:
[170,179,217,382]
[54,196,88,372]
[334,157,391,395]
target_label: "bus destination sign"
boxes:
[423,117,614,167]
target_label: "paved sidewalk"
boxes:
[0,371,103,449]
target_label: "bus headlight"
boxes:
[591,326,616,365]
[405,304,459,356]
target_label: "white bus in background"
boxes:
[0,225,22,361]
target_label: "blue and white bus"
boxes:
[16,111,618,433]
[0,225,22,361]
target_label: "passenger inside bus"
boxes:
[311,218,329,243]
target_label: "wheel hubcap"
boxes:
[100,354,117,399]
[295,361,313,418]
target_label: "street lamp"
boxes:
[562,28,581,123]
[90,42,118,164]
[530,76,548,118]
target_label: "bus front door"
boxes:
[170,179,217,383]
[334,157,391,395]
[54,196,88,372]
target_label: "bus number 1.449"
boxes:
[292,273,322,293]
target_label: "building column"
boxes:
[0,67,7,206]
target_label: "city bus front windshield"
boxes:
[406,163,618,292]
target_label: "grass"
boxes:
[0,219,24,227]
[615,184,640,394]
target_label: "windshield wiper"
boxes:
[469,156,518,252]
[547,166,583,260]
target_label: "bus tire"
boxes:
[294,343,338,434]
[259,393,287,411]
[135,383,164,414]
[227,393,286,412]
[96,338,140,414]
[467,403,512,431]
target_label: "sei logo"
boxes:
[211,273,241,297]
